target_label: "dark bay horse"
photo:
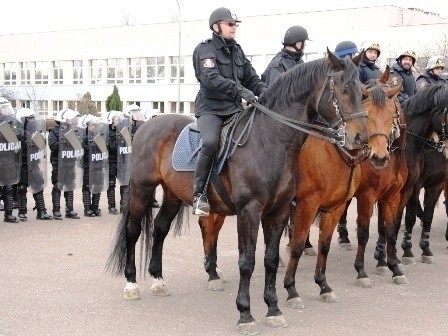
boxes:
[106,51,368,334]
[283,72,403,307]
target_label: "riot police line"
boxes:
[0,97,140,223]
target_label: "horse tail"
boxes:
[172,203,190,236]
[140,200,154,278]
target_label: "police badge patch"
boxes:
[203,59,215,68]
[418,81,427,89]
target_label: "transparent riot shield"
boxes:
[26,118,47,194]
[0,114,22,186]
[88,121,109,194]
[116,116,132,186]
[57,119,84,191]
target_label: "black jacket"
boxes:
[48,125,60,166]
[359,60,382,84]
[192,33,267,117]
[416,71,447,91]
[390,62,416,103]
[261,49,304,86]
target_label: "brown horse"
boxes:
[283,71,403,307]
[106,51,368,334]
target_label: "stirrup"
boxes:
[192,195,210,216]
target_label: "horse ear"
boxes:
[388,82,402,99]
[351,49,364,67]
[379,65,390,84]
[327,47,344,71]
[362,85,371,99]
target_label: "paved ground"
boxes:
[1,186,448,336]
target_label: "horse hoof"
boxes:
[216,267,226,283]
[278,256,286,267]
[265,315,289,328]
[421,255,435,264]
[401,257,415,265]
[339,243,353,251]
[376,266,390,276]
[123,282,140,300]
[151,278,170,296]
[208,279,224,291]
[304,247,317,256]
[286,297,305,309]
[237,321,260,335]
[356,277,372,288]
[320,291,338,303]
[393,275,408,285]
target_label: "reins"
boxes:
[407,107,447,153]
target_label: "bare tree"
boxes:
[121,10,136,26]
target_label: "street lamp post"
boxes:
[175,0,181,114]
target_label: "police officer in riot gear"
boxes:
[48,109,81,220]
[105,111,122,214]
[0,97,21,223]
[390,50,417,103]
[191,7,267,216]
[359,43,382,84]
[416,56,446,90]
[16,107,52,221]
[261,25,311,86]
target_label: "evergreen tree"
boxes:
[106,85,123,112]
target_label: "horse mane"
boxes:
[260,57,359,110]
[403,83,448,117]
[364,79,386,106]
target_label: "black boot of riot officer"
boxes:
[192,152,214,216]
[83,189,95,217]
[33,190,53,220]
[91,193,102,217]
[3,186,18,223]
[64,191,80,219]
[52,187,63,220]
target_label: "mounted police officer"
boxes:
[48,109,82,220]
[16,107,52,221]
[390,51,417,104]
[334,40,359,59]
[359,43,382,84]
[261,25,311,86]
[192,7,267,216]
[0,97,21,223]
[416,56,446,91]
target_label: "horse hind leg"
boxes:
[337,199,353,250]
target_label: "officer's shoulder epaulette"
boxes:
[200,38,212,44]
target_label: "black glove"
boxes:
[239,87,257,104]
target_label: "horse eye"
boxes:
[340,86,349,95]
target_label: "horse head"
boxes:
[316,48,368,150]
[361,65,402,169]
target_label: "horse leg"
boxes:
[419,183,443,264]
[401,188,420,265]
[148,189,183,296]
[353,197,374,288]
[315,205,347,303]
[284,202,319,309]
[287,200,316,256]
[198,214,226,291]
[261,213,289,328]
[337,198,353,250]
[374,201,388,274]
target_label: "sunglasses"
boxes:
[220,21,239,27]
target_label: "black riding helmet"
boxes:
[283,25,311,45]
[209,7,241,29]
[334,41,358,58]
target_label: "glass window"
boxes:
[73,60,83,85]
[147,56,165,83]
[90,59,106,85]
[3,62,17,86]
[35,61,50,85]
[35,100,49,117]
[152,101,164,113]
[128,58,142,84]
[107,58,124,84]
[53,100,63,112]
[20,62,32,85]
[53,61,63,85]
[169,56,185,84]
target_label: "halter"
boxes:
[407,107,447,153]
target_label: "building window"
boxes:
[53,100,63,112]
[35,61,50,85]
[107,58,124,84]
[3,62,17,86]
[35,100,49,117]
[20,62,32,85]
[152,101,164,113]
[170,101,184,113]
[53,61,63,85]
[73,60,83,85]
[128,58,142,84]
[169,56,185,84]
[147,56,165,83]
[90,59,106,85]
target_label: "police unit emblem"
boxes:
[390,76,400,87]
[418,81,427,89]
[203,59,215,68]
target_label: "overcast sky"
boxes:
[2,0,448,35]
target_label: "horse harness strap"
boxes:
[335,144,370,167]
[210,171,237,213]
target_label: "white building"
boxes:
[1,5,448,118]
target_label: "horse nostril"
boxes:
[354,133,365,145]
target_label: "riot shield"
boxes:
[116,116,132,186]
[26,118,48,194]
[57,119,84,191]
[0,114,22,186]
[88,121,109,194]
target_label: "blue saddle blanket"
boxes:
[172,123,228,173]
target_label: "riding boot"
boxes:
[91,193,102,216]
[52,188,63,220]
[192,152,214,216]
[33,191,53,220]
[17,192,28,222]
[64,191,80,219]
[119,185,128,213]
[107,188,118,215]
[3,187,18,223]
[83,189,95,217]
[152,188,160,208]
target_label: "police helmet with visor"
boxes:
[55,109,79,123]
[124,104,145,121]
[0,97,14,116]
[396,50,416,65]
[106,110,123,125]
[426,56,445,70]
[365,43,381,57]
[15,107,36,123]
